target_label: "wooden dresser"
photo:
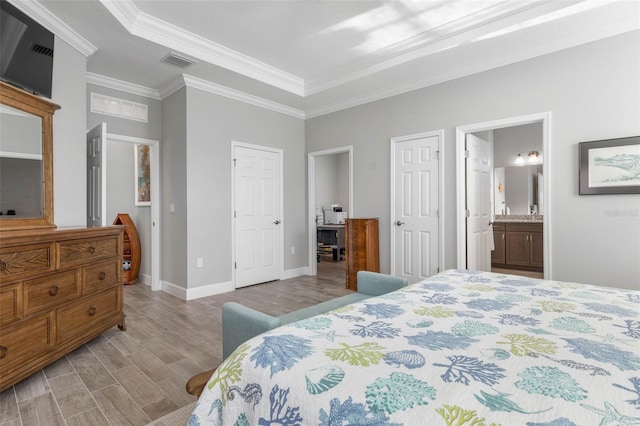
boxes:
[0,226,126,391]
[345,218,380,291]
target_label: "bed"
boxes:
[190,269,640,425]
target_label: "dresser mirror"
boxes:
[0,81,59,230]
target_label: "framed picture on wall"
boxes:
[134,144,151,206]
[579,136,640,195]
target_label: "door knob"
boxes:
[273,220,281,225]
[395,220,405,226]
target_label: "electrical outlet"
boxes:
[196,258,203,268]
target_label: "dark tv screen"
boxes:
[0,0,54,98]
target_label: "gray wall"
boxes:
[494,123,542,168]
[87,83,162,279]
[181,87,305,290]
[316,152,349,214]
[306,31,640,290]
[105,141,151,276]
[161,89,188,288]
[51,38,87,226]
[46,26,639,291]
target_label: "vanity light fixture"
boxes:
[515,153,524,165]
[514,151,543,165]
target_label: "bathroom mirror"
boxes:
[494,165,543,215]
[0,81,59,230]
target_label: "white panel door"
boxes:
[466,133,491,271]
[86,123,106,227]
[393,135,439,284]
[234,145,281,288]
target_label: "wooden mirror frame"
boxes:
[0,81,60,230]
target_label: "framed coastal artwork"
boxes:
[579,136,640,195]
[134,144,151,206]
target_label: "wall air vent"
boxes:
[31,43,53,57]
[162,52,195,68]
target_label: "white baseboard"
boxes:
[159,267,310,301]
[281,266,309,280]
[161,280,235,301]
[138,273,151,286]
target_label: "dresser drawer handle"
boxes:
[88,245,96,254]
[0,346,7,359]
[88,306,96,316]
[49,285,59,296]
[98,272,106,280]
[0,261,6,271]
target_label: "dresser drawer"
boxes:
[0,312,55,369]
[0,243,53,281]
[0,283,23,326]
[83,260,120,294]
[24,270,81,317]
[58,236,119,267]
[57,287,121,342]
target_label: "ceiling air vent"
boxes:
[162,52,195,68]
[31,43,53,57]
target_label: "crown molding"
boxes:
[306,22,640,119]
[99,0,305,96]
[180,75,305,119]
[8,0,96,57]
[86,73,161,100]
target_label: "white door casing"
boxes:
[456,113,552,277]
[391,131,443,283]
[88,132,161,291]
[86,123,107,227]
[307,146,354,277]
[234,144,282,288]
[465,133,492,272]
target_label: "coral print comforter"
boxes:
[191,270,640,425]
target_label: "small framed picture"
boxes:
[579,136,640,195]
[134,144,151,206]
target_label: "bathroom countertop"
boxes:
[494,215,543,223]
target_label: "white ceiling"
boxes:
[12,0,640,118]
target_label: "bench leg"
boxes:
[186,367,217,397]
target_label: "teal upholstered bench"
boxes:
[221,271,408,359]
[186,271,408,397]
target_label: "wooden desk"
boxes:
[317,225,345,261]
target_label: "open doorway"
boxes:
[456,113,551,279]
[307,146,353,278]
[86,124,161,291]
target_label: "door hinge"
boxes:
[464,150,470,158]
[234,262,237,269]
[233,158,237,166]
[234,210,236,218]
[465,209,470,218]
[437,267,440,273]
[436,150,440,160]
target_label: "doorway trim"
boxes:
[231,141,284,288]
[390,130,445,276]
[307,146,353,277]
[106,133,161,291]
[455,112,552,278]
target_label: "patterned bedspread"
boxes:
[191,270,640,425]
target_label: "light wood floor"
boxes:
[491,267,544,279]
[0,261,348,426]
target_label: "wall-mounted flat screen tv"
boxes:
[0,0,54,99]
